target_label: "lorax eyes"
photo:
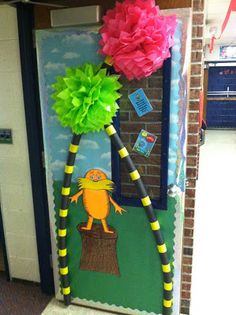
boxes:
[90,175,94,180]
[97,176,101,180]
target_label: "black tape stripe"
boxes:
[163,307,172,315]
[58,133,81,306]
[59,256,68,268]
[164,290,173,301]
[61,198,69,210]
[163,273,173,283]
[133,178,148,199]
[63,174,72,188]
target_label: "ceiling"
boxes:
[205,0,236,45]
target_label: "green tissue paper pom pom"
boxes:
[51,63,122,134]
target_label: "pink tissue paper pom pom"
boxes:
[99,0,177,80]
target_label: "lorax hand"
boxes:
[115,206,126,214]
[69,195,78,203]
[69,190,83,204]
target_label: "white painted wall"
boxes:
[0,5,40,282]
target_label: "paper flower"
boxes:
[51,63,122,134]
[99,0,177,80]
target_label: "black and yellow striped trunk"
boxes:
[58,126,173,314]
[58,133,81,305]
[105,124,173,315]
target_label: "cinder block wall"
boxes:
[181,0,205,314]
[0,5,40,282]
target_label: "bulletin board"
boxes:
[36,8,191,315]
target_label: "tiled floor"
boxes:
[190,130,236,315]
[42,299,111,315]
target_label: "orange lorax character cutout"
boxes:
[70,169,125,233]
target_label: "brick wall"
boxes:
[181,0,205,314]
[119,71,163,200]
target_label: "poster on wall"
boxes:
[36,6,191,315]
[220,45,236,59]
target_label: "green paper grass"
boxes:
[51,63,122,134]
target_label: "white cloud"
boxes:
[62,33,95,45]
[170,114,179,124]
[49,115,58,122]
[63,52,80,60]
[56,134,71,140]
[170,133,178,141]
[59,149,67,153]
[100,152,111,160]
[75,154,86,161]
[51,48,59,53]
[169,157,177,164]
[168,169,174,176]
[104,137,110,143]
[171,80,179,88]
[44,62,66,72]
[51,159,65,171]
[80,139,99,150]
[169,148,177,157]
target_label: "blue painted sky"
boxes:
[36,28,111,181]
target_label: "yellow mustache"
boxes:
[78,178,114,191]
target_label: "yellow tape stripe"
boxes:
[162,264,171,273]
[58,229,67,237]
[59,249,67,257]
[69,144,79,153]
[118,147,129,158]
[129,170,140,181]
[61,187,70,196]
[60,267,69,275]
[163,299,173,308]
[141,196,151,207]
[105,125,116,136]
[59,209,68,217]
[157,244,167,254]
[64,165,74,174]
[150,221,160,231]
[63,287,71,295]
[164,282,173,291]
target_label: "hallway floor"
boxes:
[191,129,236,315]
[0,272,51,315]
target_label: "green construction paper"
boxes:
[51,63,122,134]
[54,181,176,314]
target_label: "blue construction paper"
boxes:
[128,88,153,117]
[133,129,157,157]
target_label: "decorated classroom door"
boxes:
[36,7,191,315]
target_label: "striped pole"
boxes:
[58,133,81,305]
[105,124,173,315]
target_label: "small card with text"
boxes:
[133,130,157,157]
[128,88,153,117]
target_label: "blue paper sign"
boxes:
[128,88,153,117]
[133,129,157,157]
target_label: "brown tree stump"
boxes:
[77,223,120,276]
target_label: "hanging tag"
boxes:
[133,129,157,157]
[128,88,153,117]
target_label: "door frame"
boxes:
[16,4,54,294]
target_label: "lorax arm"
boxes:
[70,190,83,203]
[109,196,126,214]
